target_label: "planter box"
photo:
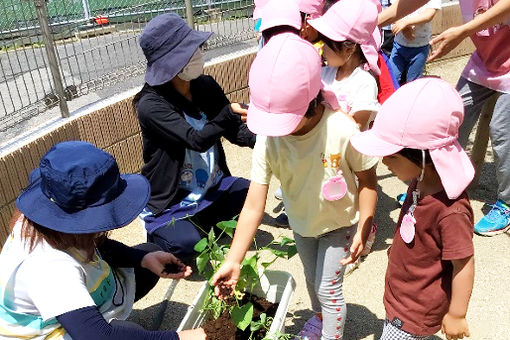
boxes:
[177,270,296,339]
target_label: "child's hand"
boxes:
[141,251,192,279]
[340,231,365,265]
[428,25,466,62]
[402,25,416,40]
[231,103,248,122]
[441,313,470,340]
[391,19,409,36]
[211,261,241,299]
[177,328,207,340]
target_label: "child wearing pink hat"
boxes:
[211,33,379,340]
[296,0,325,42]
[309,0,381,131]
[259,0,302,43]
[350,78,475,340]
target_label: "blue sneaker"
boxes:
[474,200,510,236]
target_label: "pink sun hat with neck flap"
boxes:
[350,78,475,199]
[253,0,271,20]
[247,33,338,137]
[297,0,325,19]
[308,0,381,75]
[260,0,302,32]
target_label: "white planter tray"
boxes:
[177,270,296,339]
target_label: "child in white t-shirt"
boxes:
[388,0,441,84]
[212,28,378,340]
[309,0,381,131]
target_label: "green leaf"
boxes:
[194,238,208,252]
[216,219,237,237]
[264,247,287,258]
[208,228,216,243]
[279,236,295,247]
[261,258,277,269]
[287,245,298,259]
[196,251,209,274]
[250,320,263,332]
[231,302,254,331]
[259,313,267,325]
[242,254,258,270]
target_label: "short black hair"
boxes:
[262,25,300,43]
[304,91,324,118]
[397,148,432,167]
[319,34,368,64]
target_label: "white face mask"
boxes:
[178,48,204,81]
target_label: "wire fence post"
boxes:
[184,0,194,29]
[33,0,70,118]
[81,0,92,23]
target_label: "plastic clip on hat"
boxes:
[139,13,212,86]
[350,78,475,199]
[259,0,302,32]
[16,141,150,234]
[297,0,325,19]
[247,34,338,136]
[308,0,381,75]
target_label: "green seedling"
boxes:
[193,218,297,336]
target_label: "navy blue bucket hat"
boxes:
[16,141,150,234]
[140,13,212,86]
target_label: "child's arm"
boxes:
[341,165,378,265]
[441,255,474,340]
[378,0,430,27]
[211,182,268,297]
[392,8,439,36]
[352,111,373,132]
[429,0,510,61]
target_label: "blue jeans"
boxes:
[389,42,430,85]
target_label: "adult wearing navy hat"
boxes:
[134,13,255,260]
[0,141,205,339]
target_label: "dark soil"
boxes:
[162,263,181,274]
[202,294,279,340]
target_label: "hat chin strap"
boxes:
[417,149,425,182]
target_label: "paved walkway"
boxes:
[111,56,510,339]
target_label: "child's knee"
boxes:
[316,280,345,308]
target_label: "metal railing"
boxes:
[0,0,256,134]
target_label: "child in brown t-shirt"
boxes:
[351,77,475,340]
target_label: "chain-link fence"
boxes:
[0,0,256,134]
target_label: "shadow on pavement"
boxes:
[129,300,189,331]
[468,161,498,205]
[372,184,399,253]
[286,304,443,339]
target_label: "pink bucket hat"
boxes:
[297,0,325,19]
[350,78,475,199]
[247,33,337,136]
[253,0,271,20]
[260,0,302,32]
[308,0,381,75]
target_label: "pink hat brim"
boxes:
[430,141,475,199]
[350,129,404,157]
[308,17,348,42]
[247,102,306,137]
